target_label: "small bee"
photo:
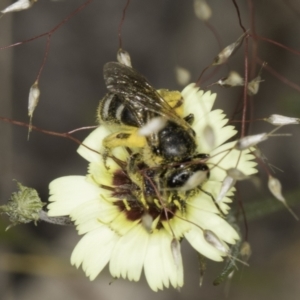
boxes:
[98,62,210,198]
[126,152,210,205]
[98,62,202,164]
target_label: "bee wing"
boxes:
[103,62,189,128]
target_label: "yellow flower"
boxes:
[48,83,257,291]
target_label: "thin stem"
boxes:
[0,115,100,155]
[39,210,73,226]
[118,0,131,49]
[0,0,94,51]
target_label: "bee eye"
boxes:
[180,174,189,181]
[166,170,190,188]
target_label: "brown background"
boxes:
[1,0,300,299]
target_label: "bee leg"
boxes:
[171,193,187,214]
[127,153,143,188]
[199,187,226,217]
[102,148,111,170]
[102,129,146,149]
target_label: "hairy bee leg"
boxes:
[171,193,187,214]
[127,153,144,188]
[102,148,111,170]
[102,129,146,149]
[199,187,226,217]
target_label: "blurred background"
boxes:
[1,0,300,299]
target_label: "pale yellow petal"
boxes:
[109,211,140,236]
[194,109,237,153]
[144,232,164,291]
[186,208,239,244]
[109,225,149,282]
[161,233,184,289]
[161,211,191,238]
[87,161,118,186]
[77,126,111,163]
[144,230,183,291]
[185,227,224,261]
[209,141,257,181]
[77,127,128,165]
[187,190,219,214]
[182,84,216,126]
[71,226,119,280]
[70,199,119,234]
[189,181,233,214]
[48,176,101,216]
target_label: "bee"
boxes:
[98,62,211,201]
[98,62,200,164]
[126,152,210,206]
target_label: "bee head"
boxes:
[163,162,209,191]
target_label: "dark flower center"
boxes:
[111,169,182,225]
